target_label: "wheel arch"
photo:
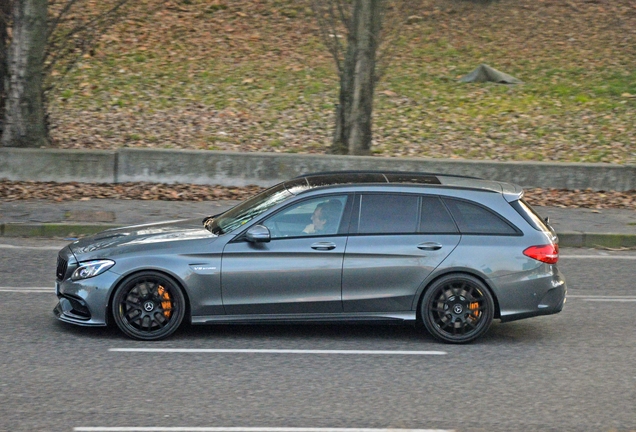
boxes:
[414,269,501,322]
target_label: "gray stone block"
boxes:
[0,148,116,183]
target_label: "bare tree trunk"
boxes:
[348,0,380,155]
[0,0,11,128]
[331,11,358,155]
[2,0,47,148]
[319,0,383,155]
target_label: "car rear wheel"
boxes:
[112,271,186,341]
[421,274,494,344]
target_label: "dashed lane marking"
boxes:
[560,255,636,260]
[567,295,636,302]
[0,243,63,251]
[2,243,636,257]
[74,428,454,432]
[109,348,447,356]
[0,286,54,293]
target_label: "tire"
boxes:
[420,274,494,344]
[112,271,186,341]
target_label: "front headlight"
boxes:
[72,259,115,281]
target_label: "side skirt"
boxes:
[191,311,416,325]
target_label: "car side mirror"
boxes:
[245,225,271,243]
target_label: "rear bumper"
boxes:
[494,265,567,323]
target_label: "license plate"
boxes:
[55,282,60,296]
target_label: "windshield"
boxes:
[204,183,292,235]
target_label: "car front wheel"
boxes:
[112,271,186,341]
[421,274,494,344]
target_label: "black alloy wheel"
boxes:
[112,271,186,341]
[421,274,494,344]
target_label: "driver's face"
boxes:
[311,207,326,230]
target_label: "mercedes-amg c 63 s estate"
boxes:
[54,171,566,343]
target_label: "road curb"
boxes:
[1,222,634,249]
[558,232,636,249]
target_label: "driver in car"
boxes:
[303,200,342,234]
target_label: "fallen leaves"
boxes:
[0,181,634,210]
[0,181,263,203]
[523,188,636,209]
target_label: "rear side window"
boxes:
[442,198,519,235]
[511,199,551,232]
[419,196,458,234]
[358,194,419,234]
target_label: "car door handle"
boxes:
[311,242,337,251]
[417,242,442,251]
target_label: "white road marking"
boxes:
[0,286,54,293]
[581,299,636,302]
[3,243,636,258]
[567,295,636,302]
[560,255,636,260]
[0,243,63,251]
[75,428,454,432]
[109,348,447,356]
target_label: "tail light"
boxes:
[523,244,559,264]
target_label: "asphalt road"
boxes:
[0,238,635,432]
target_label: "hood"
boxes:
[69,218,217,256]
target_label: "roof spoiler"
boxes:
[502,184,525,202]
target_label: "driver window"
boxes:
[262,196,347,239]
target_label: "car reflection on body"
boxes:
[54,171,566,343]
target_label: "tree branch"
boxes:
[43,0,136,93]
[375,0,415,81]
[47,0,82,40]
[310,0,345,74]
[336,0,351,33]
[47,0,128,52]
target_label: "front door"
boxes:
[221,195,349,315]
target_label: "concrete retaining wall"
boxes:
[2,147,634,191]
[0,148,116,183]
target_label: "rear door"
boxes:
[342,194,460,312]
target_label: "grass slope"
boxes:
[48,0,636,164]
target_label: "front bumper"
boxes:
[54,298,106,327]
[53,270,120,327]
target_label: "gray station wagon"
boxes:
[54,171,566,343]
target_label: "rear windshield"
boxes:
[510,199,551,232]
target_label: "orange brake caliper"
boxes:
[469,302,480,319]
[157,285,172,318]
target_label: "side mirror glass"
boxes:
[245,225,271,243]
